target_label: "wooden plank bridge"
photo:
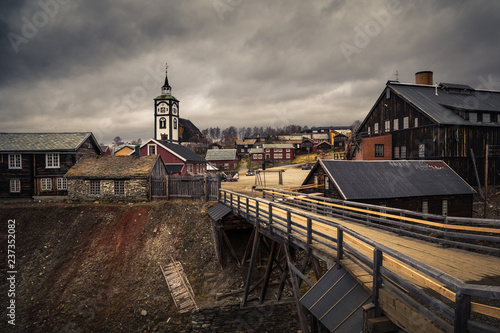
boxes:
[217,188,500,333]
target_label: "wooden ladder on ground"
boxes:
[160,256,198,314]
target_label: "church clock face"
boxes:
[158,103,167,113]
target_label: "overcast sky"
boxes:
[1,0,499,144]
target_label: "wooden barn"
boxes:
[349,71,500,186]
[65,155,167,200]
[301,160,476,217]
[0,132,101,199]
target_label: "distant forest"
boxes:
[201,121,360,146]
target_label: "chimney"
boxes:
[135,145,140,157]
[415,71,433,85]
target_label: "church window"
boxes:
[160,117,166,129]
[174,118,177,130]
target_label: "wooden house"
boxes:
[315,141,333,154]
[139,138,207,175]
[350,71,500,186]
[205,149,238,171]
[65,155,167,201]
[0,132,101,199]
[235,139,256,158]
[301,160,476,217]
[249,144,295,163]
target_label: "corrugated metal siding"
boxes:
[207,203,232,221]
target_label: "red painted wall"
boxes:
[355,135,392,160]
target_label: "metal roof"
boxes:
[300,264,371,332]
[205,149,237,161]
[207,203,232,221]
[0,132,94,152]
[316,160,476,200]
[389,83,500,126]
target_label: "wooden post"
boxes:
[454,290,471,333]
[268,203,273,233]
[337,229,343,263]
[204,175,208,202]
[259,240,277,303]
[246,197,249,219]
[484,144,489,219]
[307,217,312,253]
[372,248,383,317]
[287,211,292,244]
[242,228,260,307]
[285,246,310,333]
[255,200,260,230]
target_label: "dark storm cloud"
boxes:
[1,0,500,143]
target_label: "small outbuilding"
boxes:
[65,155,167,201]
[205,149,238,171]
[301,160,476,217]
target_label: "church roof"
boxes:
[154,94,179,101]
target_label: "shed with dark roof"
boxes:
[302,160,475,217]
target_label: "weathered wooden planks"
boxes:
[160,258,198,314]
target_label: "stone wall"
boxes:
[67,178,149,201]
[192,301,298,332]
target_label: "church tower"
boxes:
[154,64,180,143]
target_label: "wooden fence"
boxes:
[167,175,220,201]
[220,189,500,333]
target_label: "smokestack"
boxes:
[415,71,433,85]
[135,145,140,157]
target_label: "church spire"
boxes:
[161,63,172,96]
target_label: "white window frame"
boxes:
[286,153,291,159]
[469,112,477,123]
[90,180,100,195]
[414,117,419,127]
[393,119,399,130]
[374,123,379,134]
[394,146,400,159]
[403,117,409,129]
[46,153,60,168]
[324,176,329,190]
[9,154,22,169]
[286,148,290,152]
[384,120,391,132]
[442,199,448,216]
[57,178,67,190]
[148,144,156,155]
[419,143,425,158]
[10,179,21,193]
[114,181,125,196]
[367,127,371,136]
[483,113,490,123]
[401,146,407,158]
[422,200,428,214]
[41,178,52,191]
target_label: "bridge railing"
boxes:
[220,189,500,333]
[262,188,500,255]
